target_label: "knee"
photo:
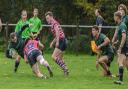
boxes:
[98,59,104,64]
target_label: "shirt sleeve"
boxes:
[15,22,20,32]
[54,24,60,32]
[101,34,107,41]
[121,25,127,33]
[17,24,29,38]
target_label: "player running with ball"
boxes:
[91,25,114,77]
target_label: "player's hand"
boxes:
[97,45,101,50]
[55,42,59,48]
[96,61,99,70]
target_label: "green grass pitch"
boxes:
[0,52,128,89]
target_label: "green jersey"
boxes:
[117,22,128,45]
[94,33,114,55]
[122,15,128,29]
[15,19,30,39]
[29,17,42,33]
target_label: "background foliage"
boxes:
[0,0,128,53]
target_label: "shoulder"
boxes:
[97,16,104,20]
[120,22,127,28]
[29,17,33,21]
[125,15,128,19]
[99,33,106,39]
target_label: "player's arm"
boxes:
[54,24,60,47]
[17,24,30,37]
[38,41,44,50]
[37,20,42,35]
[50,38,56,48]
[112,28,118,44]
[15,22,20,32]
[0,18,2,32]
[97,37,110,50]
[24,52,28,63]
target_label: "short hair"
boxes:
[34,8,38,12]
[114,11,122,19]
[92,25,99,31]
[10,32,16,40]
[118,4,127,14]
[45,11,53,17]
[21,10,27,15]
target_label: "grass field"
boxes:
[0,52,128,89]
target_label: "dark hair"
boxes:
[45,11,53,17]
[118,4,127,14]
[114,11,122,19]
[92,25,99,31]
[10,32,16,40]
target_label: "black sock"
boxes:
[15,60,20,69]
[47,66,52,72]
[119,66,124,81]
[107,70,111,75]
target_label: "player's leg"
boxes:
[125,57,128,70]
[52,48,69,75]
[32,63,47,79]
[14,55,21,72]
[28,53,47,79]
[59,52,69,75]
[36,55,53,77]
[114,54,126,84]
[98,56,112,76]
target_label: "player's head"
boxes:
[10,32,17,43]
[33,8,38,17]
[45,11,54,24]
[92,25,99,37]
[114,11,122,23]
[118,4,127,16]
[95,9,101,16]
[30,32,37,40]
[21,10,27,20]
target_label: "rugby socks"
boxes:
[14,60,20,72]
[106,70,111,76]
[55,58,68,72]
[119,66,124,81]
[39,59,53,77]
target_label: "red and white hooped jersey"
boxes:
[51,19,65,39]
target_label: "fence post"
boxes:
[5,22,9,47]
[75,16,80,56]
